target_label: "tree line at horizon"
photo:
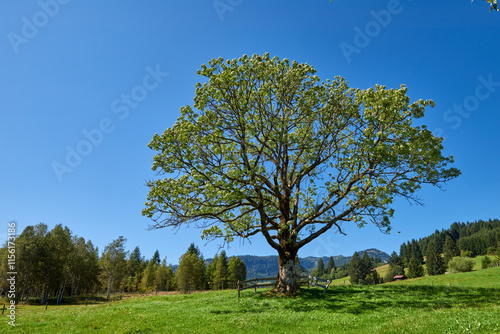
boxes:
[309,253,384,283]
[306,219,500,284]
[3,219,498,301]
[0,223,246,302]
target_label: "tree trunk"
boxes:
[71,275,80,301]
[106,276,113,300]
[275,248,299,294]
[24,288,31,303]
[41,279,49,304]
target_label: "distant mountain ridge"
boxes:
[206,248,390,279]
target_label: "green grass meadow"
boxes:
[2,266,499,333]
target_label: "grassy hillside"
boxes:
[322,257,498,287]
[6,266,499,333]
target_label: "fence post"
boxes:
[322,280,331,295]
[254,278,257,293]
[237,280,240,298]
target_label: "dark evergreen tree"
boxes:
[152,250,161,266]
[407,256,425,278]
[410,239,424,264]
[128,246,144,276]
[213,250,228,290]
[361,251,372,278]
[348,252,363,284]
[316,258,325,277]
[425,240,446,275]
[449,222,460,241]
[400,243,409,266]
[432,230,445,254]
[326,256,336,276]
[187,243,201,257]
[388,251,404,269]
[443,235,459,264]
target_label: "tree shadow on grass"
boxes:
[21,295,109,306]
[242,285,500,315]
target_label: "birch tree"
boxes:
[100,236,128,299]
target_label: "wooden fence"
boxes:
[237,275,331,297]
[307,275,332,295]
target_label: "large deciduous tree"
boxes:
[143,53,460,294]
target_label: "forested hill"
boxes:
[207,249,390,279]
[399,218,500,260]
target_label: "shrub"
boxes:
[460,250,473,257]
[384,272,394,282]
[448,256,475,273]
[482,256,492,269]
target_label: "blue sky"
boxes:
[1,0,499,265]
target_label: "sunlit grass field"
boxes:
[3,266,499,333]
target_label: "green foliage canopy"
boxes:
[143,54,460,265]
